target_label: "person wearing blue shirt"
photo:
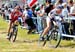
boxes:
[23,5,36,34]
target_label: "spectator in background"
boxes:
[55,0,63,7]
[8,6,14,21]
[62,0,67,3]
[0,8,2,15]
[62,3,68,17]
[4,6,10,21]
[8,5,14,13]
[51,0,56,5]
[68,0,75,35]
[37,4,45,34]
[23,5,36,34]
[1,4,5,19]
[31,6,38,33]
[62,3,70,40]
[32,6,37,17]
[45,0,54,15]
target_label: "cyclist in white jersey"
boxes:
[40,5,63,40]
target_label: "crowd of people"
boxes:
[0,0,75,40]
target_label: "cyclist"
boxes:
[40,5,63,40]
[6,5,22,39]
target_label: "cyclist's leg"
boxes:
[40,17,51,40]
[42,22,51,36]
[7,21,13,38]
[8,20,18,35]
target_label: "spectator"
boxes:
[68,0,75,35]
[45,0,54,15]
[31,6,37,32]
[1,5,5,19]
[62,3,68,17]
[55,0,63,7]
[62,0,67,3]
[51,0,56,5]
[0,8,2,16]
[23,5,36,34]
[37,4,45,34]
[62,3,70,40]
[4,6,10,21]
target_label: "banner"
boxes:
[21,0,26,3]
[27,0,37,7]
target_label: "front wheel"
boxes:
[48,30,61,48]
[9,26,18,42]
[38,35,45,47]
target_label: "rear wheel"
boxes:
[38,32,46,47]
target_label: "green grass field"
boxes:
[0,16,75,52]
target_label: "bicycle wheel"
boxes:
[9,32,13,41]
[12,26,18,42]
[10,26,18,42]
[48,29,61,48]
[38,32,47,47]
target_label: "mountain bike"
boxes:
[38,20,61,48]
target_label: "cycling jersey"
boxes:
[11,11,22,22]
[48,8,63,21]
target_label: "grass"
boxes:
[0,16,75,52]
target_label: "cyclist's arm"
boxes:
[48,12,53,19]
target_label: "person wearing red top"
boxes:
[6,6,22,39]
